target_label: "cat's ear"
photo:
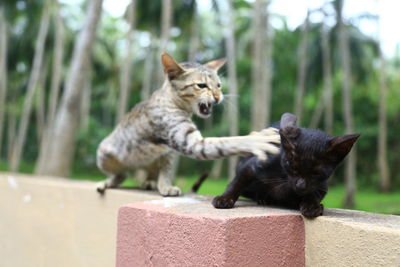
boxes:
[280,113,300,139]
[161,53,185,80]
[280,113,298,128]
[205,58,227,72]
[326,134,360,160]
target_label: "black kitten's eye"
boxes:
[197,83,208,89]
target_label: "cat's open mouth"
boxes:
[199,103,212,116]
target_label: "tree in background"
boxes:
[251,0,272,130]
[293,10,310,125]
[320,8,334,134]
[220,0,239,180]
[157,0,172,85]
[34,57,48,141]
[39,0,103,177]
[336,0,357,208]
[376,12,390,192]
[35,0,65,174]
[10,2,50,171]
[0,7,8,157]
[308,7,334,133]
[116,0,137,123]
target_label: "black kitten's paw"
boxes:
[300,203,324,218]
[212,195,235,209]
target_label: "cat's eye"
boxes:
[196,83,208,89]
[217,83,221,88]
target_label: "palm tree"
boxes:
[251,0,272,130]
[222,0,239,180]
[156,0,173,86]
[35,0,65,174]
[294,10,310,125]
[336,0,356,208]
[39,0,103,177]
[10,1,50,171]
[0,7,8,157]
[376,14,390,192]
[116,0,137,123]
[321,10,334,134]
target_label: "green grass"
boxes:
[323,186,400,215]
[1,160,399,215]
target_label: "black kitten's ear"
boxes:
[280,113,298,128]
[161,53,185,80]
[326,134,360,160]
[205,58,227,72]
[280,113,300,139]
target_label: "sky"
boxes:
[62,0,400,57]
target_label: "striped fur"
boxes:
[96,54,280,196]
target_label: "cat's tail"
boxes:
[191,173,209,193]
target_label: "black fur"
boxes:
[212,113,360,218]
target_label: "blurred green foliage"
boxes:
[0,0,399,200]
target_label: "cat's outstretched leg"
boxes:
[156,153,181,196]
[96,173,127,194]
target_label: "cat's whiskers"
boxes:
[223,94,239,98]
[261,178,286,185]
[221,98,239,114]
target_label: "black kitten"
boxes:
[212,113,360,218]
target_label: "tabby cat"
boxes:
[96,54,280,196]
[212,113,359,218]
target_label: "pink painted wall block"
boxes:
[116,198,305,267]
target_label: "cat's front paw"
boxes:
[245,129,281,161]
[96,182,107,194]
[212,195,235,209]
[159,186,182,196]
[300,203,324,218]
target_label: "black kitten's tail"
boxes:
[191,173,209,193]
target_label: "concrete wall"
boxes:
[305,209,400,267]
[1,173,400,267]
[0,173,161,267]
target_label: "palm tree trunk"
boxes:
[377,17,390,192]
[251,0,271,130]
[294,10,310,125]
[157,0,172,85]
[337,0,356,208]
[116,0,137,123]
[309,92,325,129]
[10,3,50,171]
[7,111,16,163]
[320,19,334,134]
[35,57,48,141]
[263,7,273,126]
[35,0,65,174]
[141,42,155,100]
[47,0,64,131]
[39,0,103,177]
[80,74,91,131]
[188,0,198,62]
[223,0,239,181]
[0,8,8,157]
